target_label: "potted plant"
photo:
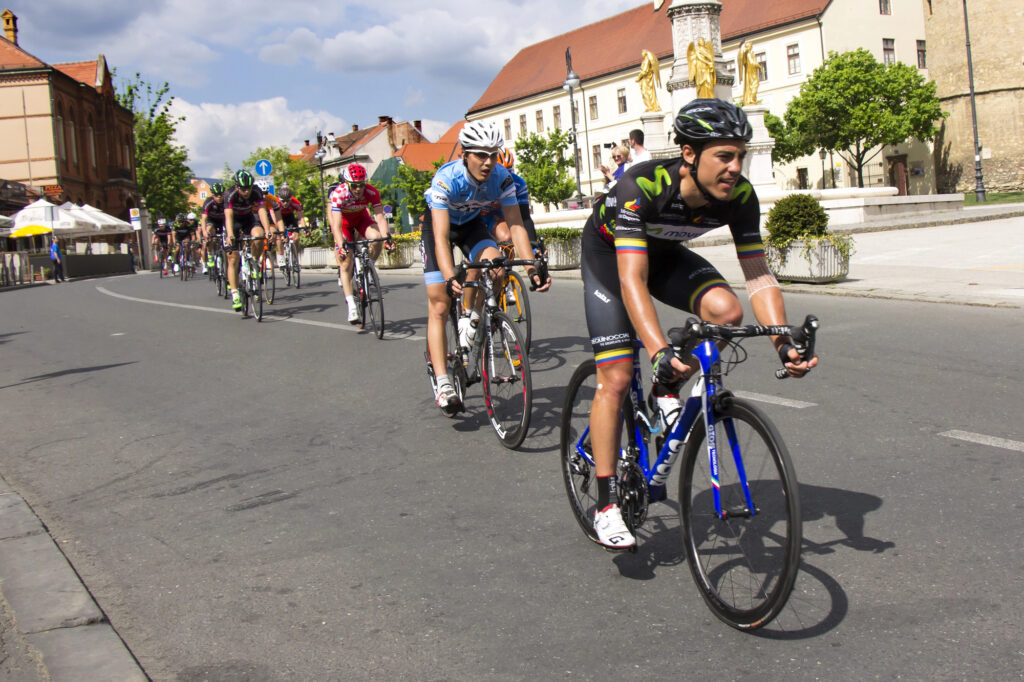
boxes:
[536,226,582,270]
[377,231,420,269]
[763,193,853,283]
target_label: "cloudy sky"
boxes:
[15,0,647,177]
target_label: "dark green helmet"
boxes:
[210,181,226,196]
[235,169,255,189]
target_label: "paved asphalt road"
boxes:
[1,250,1022,680]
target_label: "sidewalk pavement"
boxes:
[0,203,1021,681]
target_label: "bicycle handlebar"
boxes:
[342,237,393,249]
[667,315,819,380]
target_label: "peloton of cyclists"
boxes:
[578,98,819,550]
[275,183,305,266]
[327,163,394,324]
[421,120,551,416]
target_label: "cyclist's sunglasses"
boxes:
[348,182,366,190]
[468,150,499,160]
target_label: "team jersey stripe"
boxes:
[735,243,765,258]
[689,278,730,312]
[614,238,648,254]
[595,348,633,366]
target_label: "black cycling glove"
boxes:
[651,346,677,385]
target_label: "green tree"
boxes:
[514,130,577,208]
[771,48,945,187]
[240,146,323,226]
[385,157,445,227]
[114,73,194,220]
[764,111,813,166]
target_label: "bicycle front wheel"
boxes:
[262,253,276,304]
[480,311,531,448]
[499,271,532,353]
[290,243,301,288]
[251,270,264,321]
[679,397,801,630]
[364,263,384,339]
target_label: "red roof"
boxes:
[52,60,98,87]
[0,36,45,70]
[467,0,829,115]
[394,142,461,172]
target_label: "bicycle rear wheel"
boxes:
[364,262,384,339]
[679,397,801,630]
[262,253,276,304]
[499,271,532,353]
[559,360,641,543]
[251,269,264,321]
[290,242,301,288]
[480,311,531,448]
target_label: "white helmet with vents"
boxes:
[459,121,505,152]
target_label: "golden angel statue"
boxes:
[737,40,762,106]
[636,49,662,112]
[687,38,716,99]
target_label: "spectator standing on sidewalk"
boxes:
[49,238,66,282]
[624,129,651,169]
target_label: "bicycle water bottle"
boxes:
[241,257,249,277]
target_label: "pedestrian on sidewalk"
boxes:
[49,237,66,282]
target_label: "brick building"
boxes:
[925,0,1023,192]
[0,9,139,218]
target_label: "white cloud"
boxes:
[404,88,425,108]
[170,97,347,177]
[418,120,452,143]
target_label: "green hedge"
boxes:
[536,226,582,242]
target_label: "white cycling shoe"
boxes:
[593,504,635,550]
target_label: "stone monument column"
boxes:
[665,0,735,114]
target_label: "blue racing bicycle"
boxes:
[560,315,818,630]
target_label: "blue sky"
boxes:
[15,0,645,176]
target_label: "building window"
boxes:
[536,109,544,133]
[787,44,800,75]
[519,114,527,136]
[553,105,561,130]
[69,120,78,166]
[592,145,602,169]
[200,191,207,200]
[56,114,66,160]
[882,38,895,65]
[588,95,598,120]
[879,0,891,14]
[88,125,96,169]
[504,118,511,140]
[917,40,927,68]
[617,88,627,114]
[756,52,768,81]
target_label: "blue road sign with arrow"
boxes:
[255,159,273,176]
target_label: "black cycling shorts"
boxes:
[420,211,497,286]
[580,218,731,366]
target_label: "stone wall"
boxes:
[926,0,1024,191]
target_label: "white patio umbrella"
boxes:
[80,204,133,233]
[13,199,94,238]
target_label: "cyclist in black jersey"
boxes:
[200,181,227,271]
[171,213,195,274]
[224,169,272,310]
[152,218,172,273]
[581,99,819,550]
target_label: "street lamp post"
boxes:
[314,131,327,226]
[962,0,986,202]
[818,149,827,189]
[562,47,583,206]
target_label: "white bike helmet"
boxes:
[459,120,504,152]
[186,212,196,221]
[255,179,271,192]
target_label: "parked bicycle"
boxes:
[342,237,390,339]
[426,255,536,449]
[560,314,819,629]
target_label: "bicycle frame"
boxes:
[572,337,752,522]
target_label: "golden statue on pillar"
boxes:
[636,49,662,112]
[687,38,716,99]
[738,40,763,106]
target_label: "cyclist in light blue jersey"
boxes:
[422,120,551,416]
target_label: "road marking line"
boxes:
[732,391,816,409]
[940,430,1024,453]
[95,286,425,340]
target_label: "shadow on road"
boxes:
[2,361,138,390]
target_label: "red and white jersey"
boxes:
[329,183,382,214]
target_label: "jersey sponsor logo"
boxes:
[592,289,610,303]
[605,196,617,208]
[623,199,639,212]
[646,225,705,241]
[591,332,630,345]
[731,180,753,204]
[436,180,450,192]
[500,176,514,190]
[635,164,673,200]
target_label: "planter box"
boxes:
[765,240,849,283]
[377,241,418,269]
[299,247,335,268]
[544,237,581,270]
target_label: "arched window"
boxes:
[68,107,79,166]
[55,104,66,161]
[87,115,97,170]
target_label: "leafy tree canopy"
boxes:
[115,72,194,220]
[770,48,945,187]
[384,157,445,224]
[513,130,577,207]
